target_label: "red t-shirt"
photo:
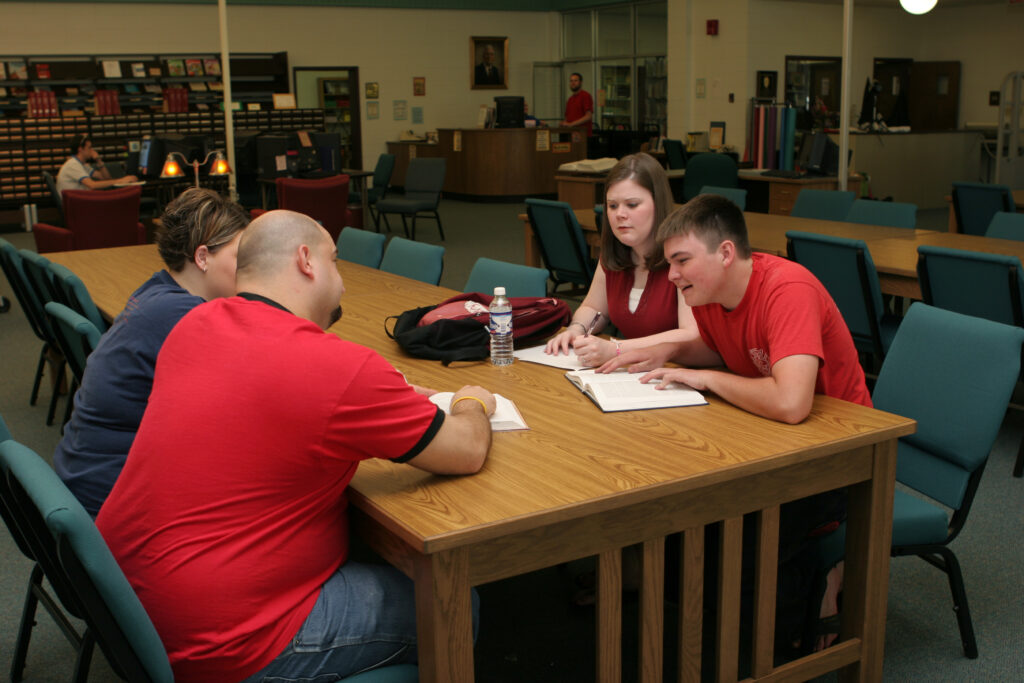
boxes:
[96,296,443,682]
[691,253,871,407]
[605,266,679,340]
[565,89,594,136]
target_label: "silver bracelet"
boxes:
[569,321,587,333]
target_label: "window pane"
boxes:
[636,2,667,55]
[563,11,592,60]
[597,6,632,58]
[597,60,632,129]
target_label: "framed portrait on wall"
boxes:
[756,70,778,102]
[470,36,508,90]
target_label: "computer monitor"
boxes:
[137,137,164,178]
[804,132,851,176]
[494,96,525,128]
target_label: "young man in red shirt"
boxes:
[561,72,593,137]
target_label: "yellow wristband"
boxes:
[451,395,491,415]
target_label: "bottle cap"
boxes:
[493,287,506,296]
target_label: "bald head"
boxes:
[236,210,329,282]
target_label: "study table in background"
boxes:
[47,245,915,683]
[522,209,1024,301]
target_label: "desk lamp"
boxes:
[161,151,230,188]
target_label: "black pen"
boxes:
[584,312,602,337]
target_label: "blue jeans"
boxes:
[242,561,479,683]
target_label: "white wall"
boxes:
[0,3,560,165]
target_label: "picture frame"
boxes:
[365,82,379,99]
[756,70,778,102]
[413,77,426,97]
[470,36,508,90]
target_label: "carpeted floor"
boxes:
[1,202,1021,681]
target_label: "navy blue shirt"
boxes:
[54,270,202,516]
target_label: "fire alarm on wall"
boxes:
[707,19,719,35]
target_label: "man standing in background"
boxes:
[562,72,593,137]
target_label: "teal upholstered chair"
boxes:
[0,438,101,682]
[682,153,738,202]
[0,239,59,409]
[464,257,549,298]
[352,153,396,231]
[786,231,899,362]
[337,227,387,269]
[985,210,1024,241]
[0,439,176,681]
[525,198,595,295]
[44,302,102,426]
[17,249,67,425]
[820,304,1024,659]
[700,185,747,210]
[377,157,446,241]
[47,261,108,333]
[952,181,1014,235]
[379,237,445,285]
[789,189,856,221]
[662,138,687,170]
[845,199,917,228]
[916,244,1024,477]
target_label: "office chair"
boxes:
[44,302,102,427]
[0,240,61,410]
[700,185,747,210]
[662,138,687,170]
[786,231,899,364]
[819,303,1024,659]
[0,437,99,683]
[525,198,595,296]
[464,257,549,298]
[377,158,446,241]
[32,186,146,253]
[277,175,351,243]
[985,211,1024,241]
[845,199,917,228]
[682,153,738,202]
[351,153,396,231]
[337,227,387,269]
[952,181,1014,236]
[916,244,1024,477]
[17,250,68,425]
[789,189,856,222]
[47,261,108,333]
[379,237,445,285]
[42,170,65,224]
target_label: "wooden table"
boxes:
[522,209,1024,300]
[47,245,915,683]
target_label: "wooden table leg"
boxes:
[678,527,704,683]
[751,506,780,678]
[414,548,474,683]
[838,439,897,683]
[597,549,622,683]
[639,538,666,683]
[716,517,743,683]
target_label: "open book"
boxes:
[429,392,528,431]
[565,369,707,413]
[512,344,591,370]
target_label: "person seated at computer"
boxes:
[55,133,138,194]
[545,152,697,366]
[96,210,494,681]
[53,188,249,516]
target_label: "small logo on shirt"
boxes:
[749,348,771,376]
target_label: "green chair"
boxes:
[786,231,899,362]
[952,181,1014,236]
[47,261,108,333]
[985,210,1024,241]
[0,438,99,682]
[700,184,747,210]
[17,250,67,426]
[464,257,549,298]
[820,303,1024,659]
[682,153,737,202]
[42,170,65,225]
[916,244,1024,477]
[662,138,687,170]
[0,439,175,681]
[44,302,102,427]
[845,199,917,228]
[377,157,446,241]
[0,239,58,409]
[789,189,856,222]
[337,227,387,269]
[525,198,595,295]
[379,237,445,285]
[351,153,396,231]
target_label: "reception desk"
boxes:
[388,128,586,197]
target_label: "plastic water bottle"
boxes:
[489,286,514,366]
